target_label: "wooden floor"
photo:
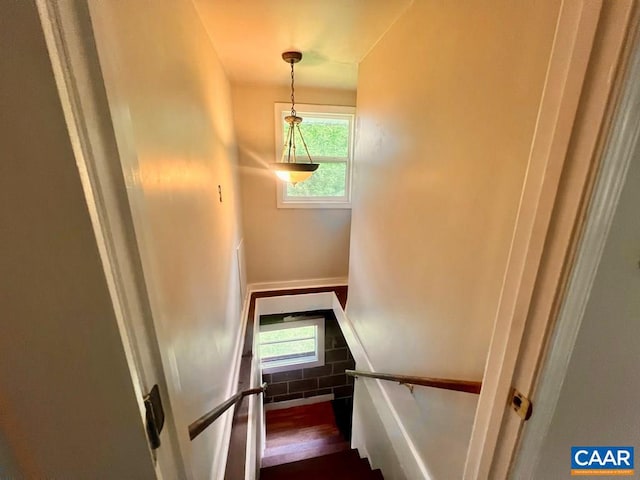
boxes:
[262,402,350,468]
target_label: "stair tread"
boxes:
[261,402,382,478]
[262,439,351,468]
[261,449,383,480]
[264,401,350,468]
[265,429,346,449]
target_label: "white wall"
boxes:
[351,381,402,478]
[88,1,246,478]
[232,84,354,286]
[348,1,562,478]
[532,99,640,479]
[0,1,156,477]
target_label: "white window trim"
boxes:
[259,317,325,374]
[274,103,355,209]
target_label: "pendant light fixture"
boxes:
[270,51,318,185]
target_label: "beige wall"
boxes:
[0,1,155,478]
[348,0,562,477]
[89,1,245,478]
[232,84,355,285]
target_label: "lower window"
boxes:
[259,317,325,374]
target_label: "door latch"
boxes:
[511,388,533,421]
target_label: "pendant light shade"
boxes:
[270,51,318,185]
[273,163,318,183]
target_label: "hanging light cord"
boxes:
[283,60,296,164]
[284,56,313,165]
[290,60,296,117]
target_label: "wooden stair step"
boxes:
[265,427,345,447]
[261,401,382,478]
[261,439,351,468]
[370,469,384,479]
[264,433,347,457]
[261,449,382,480]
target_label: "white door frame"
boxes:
[510,22,640,478]
[35,1,186,478]
[465,1,637,478]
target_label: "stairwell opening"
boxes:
[227,289,382,478]
[259,308,355,467]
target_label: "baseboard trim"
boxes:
[248,277,348,293]
[217,290,253,480]
[264,393,335,412]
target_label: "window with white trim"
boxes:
[259,317,325,374]
[274,103,355,209]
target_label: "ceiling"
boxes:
[192,0,413,90]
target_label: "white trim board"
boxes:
[511,26,640,479]
[464,2,604,477]
[215,286,253,480]
[34,2,186,478]
[486,2,637,477]
[244,307,263,480]
[254,291,336,315]
[247,277,348,293]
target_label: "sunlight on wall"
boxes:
[89,1,245,478]
[348,1,562,477]
[232,84,355,285]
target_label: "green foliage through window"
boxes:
[260,326,317,362]
[283,116,350,158]
[276,105,354,204]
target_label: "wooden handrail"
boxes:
[188,383,267,441]
[345,370,481,394]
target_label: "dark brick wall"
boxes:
[261,309,355,403]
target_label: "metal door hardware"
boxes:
[144,385,165,449]
[511,388,533,421]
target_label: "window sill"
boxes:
[261,356,324,375]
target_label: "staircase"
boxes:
[262,401,350,467]
[260,448,383,479]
